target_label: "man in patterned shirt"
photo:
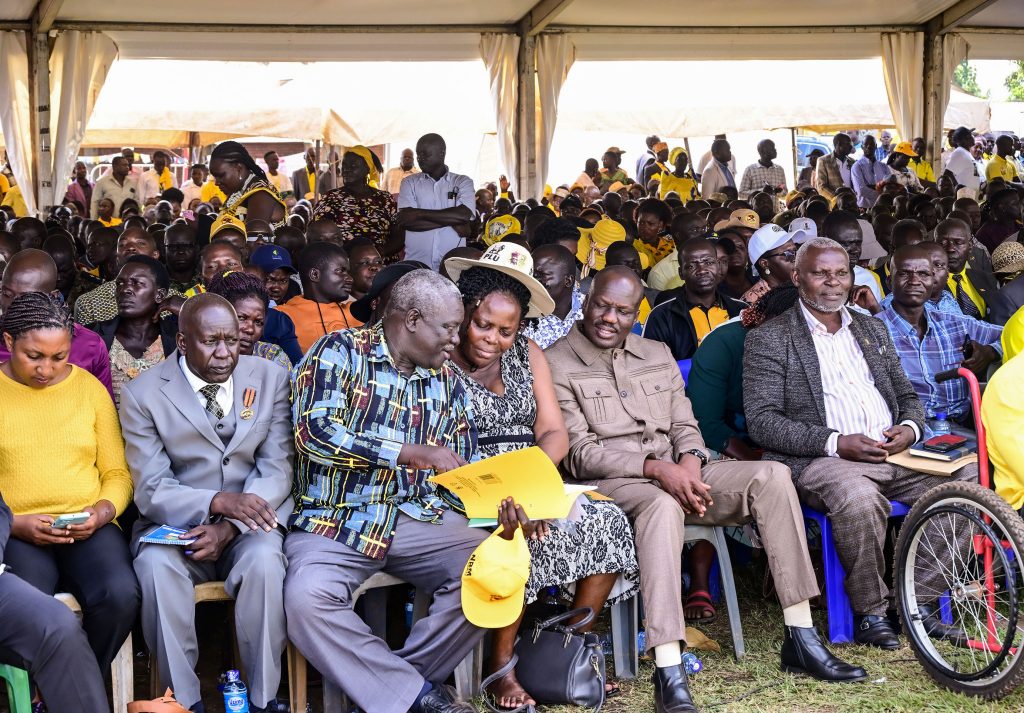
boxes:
[739,139,787,199]
[285,269,485,713]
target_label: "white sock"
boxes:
[654,642,683,668]
[782,600,814,628]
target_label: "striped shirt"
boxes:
[738,162,787,198]
[799,302,901,456]
[290,324,476,559]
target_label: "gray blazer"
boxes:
[742,304,924,478]
[119,354,294,552]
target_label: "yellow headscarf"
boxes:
[347,145,380,189]
[669,147,688,165]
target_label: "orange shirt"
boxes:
[275,295,363,353]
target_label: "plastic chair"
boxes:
[0,663,31,713]
[676,359,692,385]
[610,524,745,680]
[801,501,909,644]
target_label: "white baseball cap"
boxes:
[788,218,817,244]
[748,223,806,267]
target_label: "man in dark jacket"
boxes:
[743,237,976,651]
[642,238,745,361]
[0,493,110,712]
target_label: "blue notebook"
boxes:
[139,525,197,546]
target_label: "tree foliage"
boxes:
[953,61,987,98]
[1006,60,1024,102]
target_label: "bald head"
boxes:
[1,249,58,312]
[11,217,46,251]
[177,292,240,384]
[583,266,643,350]
[592,265,643,303]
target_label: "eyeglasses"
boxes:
[763,249,797,262]
[681,258,720,272]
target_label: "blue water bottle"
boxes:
[222,669,249,713]
[682,652,703,675]
[930,411,952,438]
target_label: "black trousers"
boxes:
[0,571,110,713]
[4,523,140,671]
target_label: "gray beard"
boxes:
[799,288,847,314]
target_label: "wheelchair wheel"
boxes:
[895,481,1024,699]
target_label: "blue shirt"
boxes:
[290,325,476,559]
[876,303,1002,420]
[522,287,583,349]
[851,156,892,208]
[397,168,476,271]
[880,290,962,316]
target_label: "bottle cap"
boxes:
[935,411,947,419]
[225,670,241,683]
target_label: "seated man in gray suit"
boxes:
[0,492,110,713]
[743,237,976,651]
[120,293,294,713]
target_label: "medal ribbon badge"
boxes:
[241,387,256,420]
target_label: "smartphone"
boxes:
[922,434,968,453]
[52,512,90,528]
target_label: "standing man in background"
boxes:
[383,148,421,196]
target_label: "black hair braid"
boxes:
[742,282,799,329]
[0,291,74,341]
[456,266,531,320]
[206,270,270,309]
[211,140,269,184]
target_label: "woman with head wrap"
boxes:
[208,140,287,229]
[310,146,401,261]
[658,147,701,202]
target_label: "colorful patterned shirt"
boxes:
[290,324,476,559]
[876,302,1003,420]
[522,287,583,349]
[253,340,292,371]
[311,186,398,251]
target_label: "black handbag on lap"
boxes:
[481,606,606,712]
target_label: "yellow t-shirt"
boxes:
[0,172,10,198]
[689,305,730,345]
[98,217,123,228]
[983,350,1024,509]
[1002,306,1024,363]
[157,167,174,191]
[200,179,227,204]
[1,184,28,217]
[911,158,935,184]
[947,270,985,318]
[985,155,1019,183]
[638,296,652,325]
[658,172,700,202]
[0,366,133,516]
[636,235,675,268]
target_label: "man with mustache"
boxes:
[642,238,746,361]
[548,267,865,713]
[743,237,978,652]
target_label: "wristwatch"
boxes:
[684,449,709,468]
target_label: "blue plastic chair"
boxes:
[676,359,692,385]
[802,501,909,643]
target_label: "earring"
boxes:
[764,268,771,275]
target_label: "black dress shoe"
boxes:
[652,663,698,713]
[854,614,901,650]
[251,699,290,713]
[918,604,969,646]
[780,625,868,682]
[419,683,478,713]
[188,704,205,713]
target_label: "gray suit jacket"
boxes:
[742,304,924,479]
[120,354,294,552]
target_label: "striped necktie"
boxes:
[951,273,982,319]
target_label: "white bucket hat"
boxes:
[443,242,556,318]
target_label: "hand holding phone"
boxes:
[52,512,90,529]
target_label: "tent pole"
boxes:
[516,23,537,200]
[314,139,321,203]
[27,30,52,216]
[790,128,798,191]
[922,25,944,182]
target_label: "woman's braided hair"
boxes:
[741,282,799,329]
[0,291,74,341]
[210,140,269,184]
[456,266,530,321]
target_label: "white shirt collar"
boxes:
[179,355,234,415]
[799,300,852,336]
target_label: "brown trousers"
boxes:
[794,457,978,616]
[589,459,819,651]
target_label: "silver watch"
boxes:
[685,449,709,467]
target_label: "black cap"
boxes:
[351,262,424,323]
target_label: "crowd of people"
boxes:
[0,123,1023,713]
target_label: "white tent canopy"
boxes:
[1,0,1022,213]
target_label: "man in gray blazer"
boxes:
[120,293,293,713]
[743,237,976,651]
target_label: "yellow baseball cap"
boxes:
[461,528,530,628]
[894,141,918,158]
[211,213,247,239]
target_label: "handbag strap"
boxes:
[479,654,537,713]
[533,606,596,633]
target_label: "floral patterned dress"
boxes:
[109,337,165,409]
[311,186,398,259]
[452,336,639,605]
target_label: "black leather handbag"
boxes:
[481,606,606,712]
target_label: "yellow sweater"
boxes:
[0,366,132,517]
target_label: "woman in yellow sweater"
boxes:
[0,292,139,672]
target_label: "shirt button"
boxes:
[595,389,602,395]
[655,385,661,391]
[222,457,230,466]
[621,390,628,397]
[216,424,223,430]
[643,437,651,443]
